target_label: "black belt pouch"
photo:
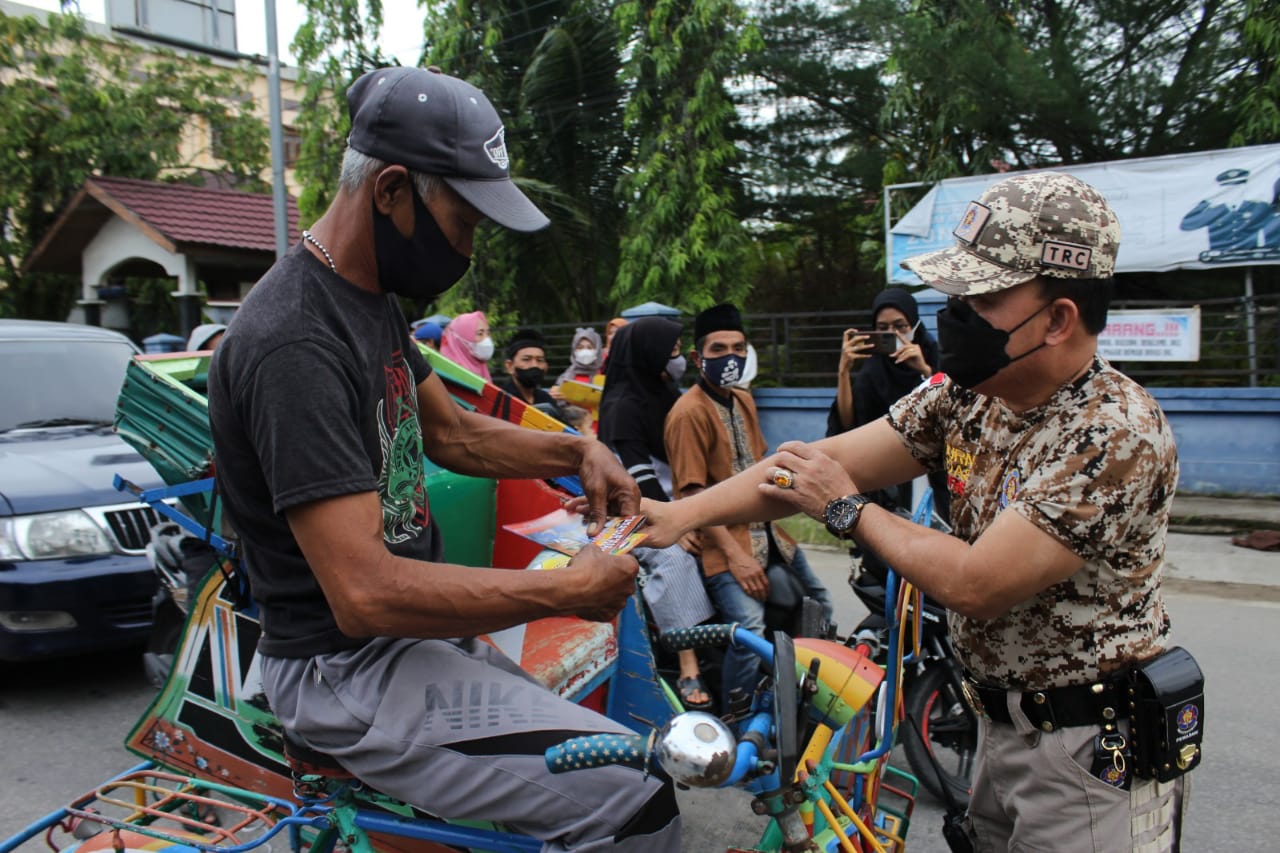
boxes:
[1128,646,1205,782]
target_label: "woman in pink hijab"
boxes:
[439,311,495,381]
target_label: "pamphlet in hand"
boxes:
[504,509,647,557]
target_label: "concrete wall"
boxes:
[1147,388,1280,496]
[752,386,1280,497]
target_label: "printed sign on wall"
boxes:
[1097,308,1201,362]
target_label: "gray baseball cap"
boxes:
[346,66,550,232]
[902,171,1121,296]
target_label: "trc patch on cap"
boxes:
[1040,240,1093,271]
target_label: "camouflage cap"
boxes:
[902,171,1121,296]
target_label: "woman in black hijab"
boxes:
[827,288,941,513]
[598,317,685,501]
[828,288,937,435]
[598,317,715,710]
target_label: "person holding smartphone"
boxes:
[828,288,946,570]
[829,288,938,438]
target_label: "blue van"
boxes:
[0,320,163,660]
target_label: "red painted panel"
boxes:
[493,478,565,569]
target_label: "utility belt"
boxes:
[964,646,1205,789]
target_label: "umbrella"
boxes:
[619,301,682,319]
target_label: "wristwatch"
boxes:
[824,494,870,540]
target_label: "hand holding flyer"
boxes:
[504,509,647,557]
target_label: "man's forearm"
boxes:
[848,503,1083,621]
[429,408,587,480]
[352,554,573,637]
[681,485,759,557]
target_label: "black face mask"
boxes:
[936,298,1051,389]
[372,189,471,300]
[514,366,545,389]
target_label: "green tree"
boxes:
[291,0,400,222]
[0,10,270,319]
[612,0,760,313]
[881,0,1251,178]
[735,0,896,312]
[424,0,630,324]
[1232,0,1280,145]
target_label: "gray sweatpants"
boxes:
[262,636,680,852]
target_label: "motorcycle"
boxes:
[0,348,926,853]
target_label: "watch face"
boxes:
[827,499,858,533]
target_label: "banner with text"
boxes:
[889,144,1280,284]
[1097,308,1201,362]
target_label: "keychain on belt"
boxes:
[1091,731,1132,789]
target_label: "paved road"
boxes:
[2,545,1277,850]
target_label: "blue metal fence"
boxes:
[496,294,1278,389]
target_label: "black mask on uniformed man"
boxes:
[936,298,1050,389]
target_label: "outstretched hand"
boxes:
[636,497,689,550]
[759,441,859,521]
[576,440,640,536]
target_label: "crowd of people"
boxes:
[202,63,1194,852]
[401,303,844,710]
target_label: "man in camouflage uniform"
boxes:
[640,172,1187,851]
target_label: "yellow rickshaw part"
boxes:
[796,724,835,782]
[875,811,908,851]
[824,779,890,853]
[911,587,923,658]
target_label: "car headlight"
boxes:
[0,519,20,560]
[0,512,115,560]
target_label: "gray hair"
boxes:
[339,147,441,201]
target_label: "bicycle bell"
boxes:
[654,711,736,788]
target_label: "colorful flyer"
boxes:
[526,551,572,571]
[503,509,647,557]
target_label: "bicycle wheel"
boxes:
[902,665,979,807]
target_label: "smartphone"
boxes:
[861,330,900,355]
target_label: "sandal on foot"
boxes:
[677,676,713,710]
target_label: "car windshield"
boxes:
[0,339,136,433]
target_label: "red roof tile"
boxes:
[88,176,300,252]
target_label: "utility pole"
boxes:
[265,0,289,258]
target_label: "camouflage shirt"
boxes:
[887,357,1178,689]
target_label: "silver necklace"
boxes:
[301,230,337,273]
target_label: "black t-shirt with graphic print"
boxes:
[208,245,438,658]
